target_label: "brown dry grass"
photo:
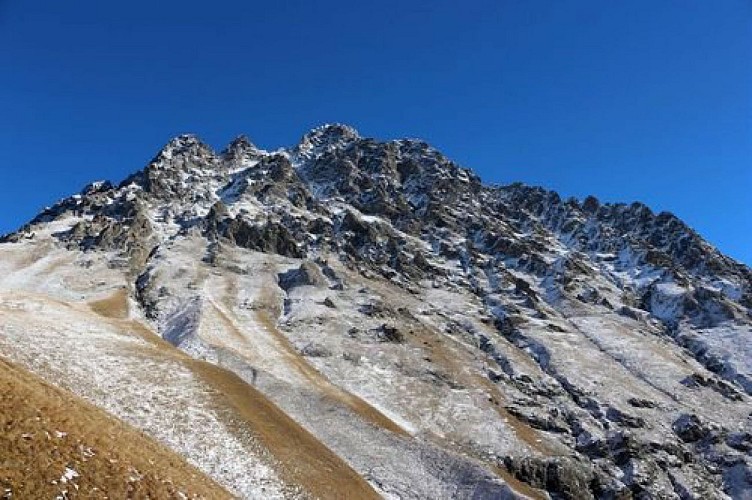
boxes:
[187,360,380,500]
[89,289,129,319]
[85,290,379,499]
[397,325,558,497]
[407,321,561,457]
[0,356,231,500]
[223,279,408,437]
[4,240,55,270]
[209,302,250,346]
[255,308,409,437]
[474,373,562,456]
[83,284,543,498]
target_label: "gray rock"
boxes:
[377,324,405,343]
[501,456,602,500]
[673,414,711,443]
[278,261,327,291]
[301,343,333,358]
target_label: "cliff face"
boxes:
[2,125,751,499]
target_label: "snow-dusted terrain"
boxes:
[1,124,751,499]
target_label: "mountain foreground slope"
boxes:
[0,355,232,499]
[1,125,751,499]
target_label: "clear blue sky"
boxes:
[1,1,750,264]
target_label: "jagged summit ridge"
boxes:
[8,124,751,291]
[9,124,750,280]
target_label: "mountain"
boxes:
[1,124,751,499]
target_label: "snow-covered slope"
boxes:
[2,124,751,499]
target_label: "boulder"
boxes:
[672,414,711,443]
[278,261,328,291]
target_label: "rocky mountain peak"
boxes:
[292,123,361,163]
[153,133,214,162]
[2,124,752,499]
[221,134,260,165]
[303,123,360,143]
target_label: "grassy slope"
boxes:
[0,356,232,499]
[90,289,381,500]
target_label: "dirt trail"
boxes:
[0,356,231,499]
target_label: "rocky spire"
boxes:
[303,123,360,143]
[148,134,216,166]
[221,134,260,165]
[291,123,361,163]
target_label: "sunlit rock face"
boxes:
[2,124,751,499]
